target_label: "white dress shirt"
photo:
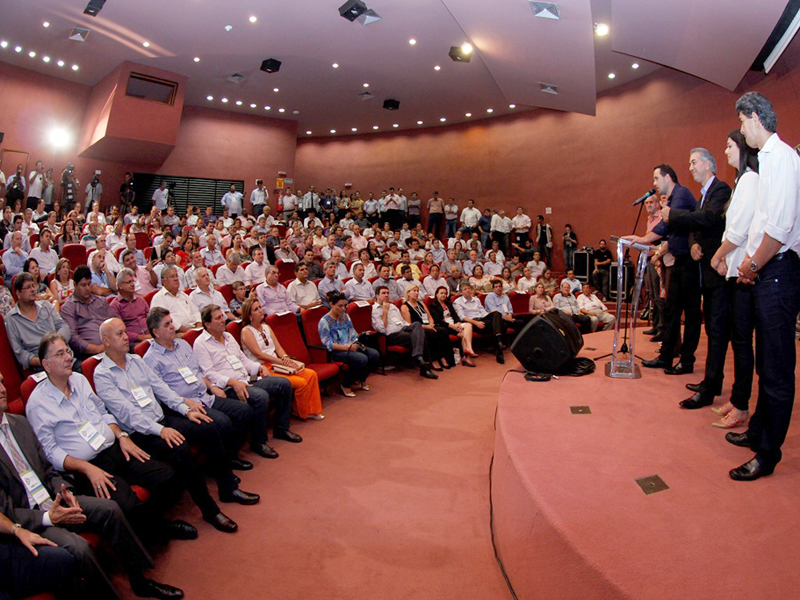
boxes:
[150,287,201,329]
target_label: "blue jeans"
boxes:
[747,251,800,466]
[332,347,380,386]
[563,246,575,271]
[445,218,457,238]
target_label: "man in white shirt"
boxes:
[87,202,106,226]
[215,255,246,286]
[407,238,426,262]
[150,266,202,333]
[484,251,503,277]
[250,179,267,213]
[511,206,532,247]
[152,181,169,212]
[220,184,243,217]
[274,238,299,263]
[321,235,345,262]
[280,189,297,218]
[577,283,615,332]
[29,227,58,276]
[244,247,269,287]
[105,220,126,251]
[301,186,320,217]
[200,236,225,267]
[343,263,375,301]
[185,250,218,289]
[286,263,322,310]
[527,251,547,280]
[452,282,507,363]
[27,160,46,208]
[152,248,187,290]
[190,268,235,320]
[459,199,481,236]
[21,209,40,236]
[303,209,323,230]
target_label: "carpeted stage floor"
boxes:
[110,325,799,600]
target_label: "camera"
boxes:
[90,175,100,187]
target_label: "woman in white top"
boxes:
[49,258,74,310]
[469,264,493,293]
[240,297,324,420]
[708,130,759,429]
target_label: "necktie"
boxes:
[1,423,53,510]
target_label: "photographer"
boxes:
[5,164,26,204]
[119,172,135,214]
[60,163,78,212]
[152,180,169,212]
[27,160,46,210]
[84,173,102,212]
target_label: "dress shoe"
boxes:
[642,357,670,369]
[419,367,439,379]
[340,385,356,397]
[679,392,713,409]
[273,429,302,443]
[250,443,279,459]
[461,357,476,367]
[685,382,702,393]
[496,350,505,364]
[164,520,197,540]
[640,309,651,320]
[203,512,238,533]
[649,333,664,342]
[665,363,693,375]
[429,363,444,372]
[230,458,253,471]
[729,457,775,481]
[725,431,755,449]
[642,328,657,336]
[131,576,184,600]
[233,475,241,485]
[220,489,260,505]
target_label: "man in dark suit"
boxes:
[0,374,184,600]
[662,148,731,408]
[626,163,699,374]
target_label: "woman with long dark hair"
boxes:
[708,130,759,429]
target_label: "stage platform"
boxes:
[491,328,800,600]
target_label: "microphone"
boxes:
[632,189,656,206]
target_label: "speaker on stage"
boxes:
[510,310,583,373]
[573,250,593,282]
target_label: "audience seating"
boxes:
[300,306,341,366]
[218,284,234,305]
[144,290,159,307]
[276,260,295,282]
[134,340,151,358]
[226,320,243,343]
[210,264,222,276]
[265,311,340,386]
[134,232,149,250]
[61,244,87,267]
[181,328,203,347]
[144,247,153,261]
[0,315,26,415]
[509,291,530,316]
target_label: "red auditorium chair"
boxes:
[265,311,340,386]
[218,284,234,305]
[0,315,26,415]
[509,291,531,316]
[226,320,243,343]
[210,263,222,276]
[61,244,87,267]
[181,328,203,347]
[300,306,348,392]
[134,232,150,250]
[276,260,295,282]
[134,340,151,358]
[143,290,159,307]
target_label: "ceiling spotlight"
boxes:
[608,72,616,79]
[306,131,312,135]
[225,25,233,32]
[466,112,472,117]
[440,117,446,122]
[57,60,64,67]
[42,56,50,63]
[449,45,471,62]
[339,0,367,22]
[417,120,423,125]
[486,108,493,113]
[392,124,399,128]
[357,9,381,25]
[509,104,516,108]
[273,87,279,92]
[28,50,36,58]
[207,95,213,101]
[363,83,369,88]
[434,65,441,71]
[235,100,242,105]
[193,57,200,62]
[264,106,271,110]
[332,63,339,68]
[461,42,473,54]
[278,108,285,113]
[352,127,358,132]
[330,129,337,134]
[142,41,150,48]
[43,21,50,28]
[594,23,609,36]
[14,46,22,53]
[49,129,70,148]
[221,97,228,103]
[249,16,257,23]
[409,39,416,45]
[373,125,379,130]
[83,0,106,17]
[260,59,281,73]
[250,103,256,108]
[632,63,640,69]
[71,64,79,70]
[0,41,7,48]
[293,110,299,114]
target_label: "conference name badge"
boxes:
[77,421,106,451]
[226,354,244,370]
[20,469,51,506]
[130,386,153,408]
[178,366,198,384]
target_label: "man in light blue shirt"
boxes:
[2,231,28,287]
[453,282,506,364]
[318,261,344,308]
[484,279,531,334]
[220,184,243,217]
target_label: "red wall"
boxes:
[295,37,800,271]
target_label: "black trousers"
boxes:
[727,280,755,411]
[473,312,505,349]
[427,213,443,238]
[0,542,76,600]
[211,395,255,458]
[386,321,429,361]
[698,283,730,396]
[659,256,701,367]
[224,375,293,444]
[432,326,457,366]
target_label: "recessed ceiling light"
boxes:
[417,120,423,125]
[235,100,242,105]
[461,42,473,54]
[0,41,7,48]
[278,108,285,113]
[332,63,339,68]
[221,97,228,103]
[306,131,312,135]
[465,112,472,117]
[392,124,399,128]
[142,41,150,48]
[434,65,441,71]
[292,110,299,114]
[352,127,358,132]
[43,21,50,28]
[632,63,640,69]
[193,57,200,62]
[42,56,50,63]
[509,104,516,108]
[440,117,446,122]
[486,108,494,113]
[14,46,22,53]
[608,72,616,79]
[28,50,36,58]
[595,23,609,37]
[71,64,79,70]
[273,88,279,92]
[225,25,233,32]
[250,103,256,108]
[57,60,64,67]
[330,129,336,134]
[207,95,213,101]
[409,39,416,45]
[249,16,257,23]
[363,83,369,88]
[373,125,379,130]
[264,106,271,110]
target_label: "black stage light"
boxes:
[84,0,106,16]
[383,99,400,110]
[339,0,367,22]
[260,59,282,73]
[449,45,472,63]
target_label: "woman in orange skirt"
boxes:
[240,297,324,420]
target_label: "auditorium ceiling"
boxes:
[0,0,793,137]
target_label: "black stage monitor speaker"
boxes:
[510,310,583,373]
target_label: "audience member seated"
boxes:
[59,266,117,360]
[372,264,402,301]
[6,272,71,372]
[50,258,75,309]
[200,235,224,267]
[344,263,375,302]
[350,249,377,280]
[274,238,299,262]
[229,281,248,318]
[193,304,301,459]
[28,227,58,276]
[93,318,256,534]
[372,285,438,379]
[462,249,480,277]
[123,233,146,266]
[153,249,187,290]
[301,249,324,280]
[394,250,421,280]
[143,307,257,477]
[109,268,152,350]
[401,284,454,370]
[469,264,493,293]
[422,264,447,298]
[319,291,380,397]
[25,332,190,542]
[244,247,269,287]
[240,298,324,420]
[22,258,57,306]
[3,231,28,287]
[185,249,217,289]
[216,254,246,286]
[561,269,582,294]
[318,260,344,308]
[553,280,593,333]
[484,251,504,277]
[256,265,299,316]
[151,266,202,333]
[529,283,555,315]
[120,249,157,299]
[485,279,531,334]
[190,268,235,321]
[526,250,546,280]
[498,267,517,294]
[88,251,117,297]
[429,285,476,367]
[396,264,420,297]
[453,282,507,364]
[577,282,616,332]
[287,262,322,310]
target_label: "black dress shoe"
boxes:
[273,429,302,443]
[649,333,664,342]
[131,576,185,599]
[233,475,241,485]
[642,328,657,336]
[685,382,702,392]
[230,458,253,471]
[496,351,505,365]
[250,443,279,459]
[679,392,713,409]
[729,457,775,481]
[642,357,670,369]
[429,362,444,372]
[665,363,693,375]
[203,512,238,533]
[220,488,260,505]
[164,520,197,540]
[725,431,755,449]
[419,368,439,379]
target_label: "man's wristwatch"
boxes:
[11,523,22,536]
[749,260,759,273]
[118,432,130,439]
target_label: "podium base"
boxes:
[605,361,642,379]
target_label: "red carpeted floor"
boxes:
[492,328,800,600]
[120,355,515,599]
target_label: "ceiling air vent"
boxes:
[529,2,560,19]
[69,28,90,41]
[540,82,558,94]
[227,73,246,84]
[358,91,374,100]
